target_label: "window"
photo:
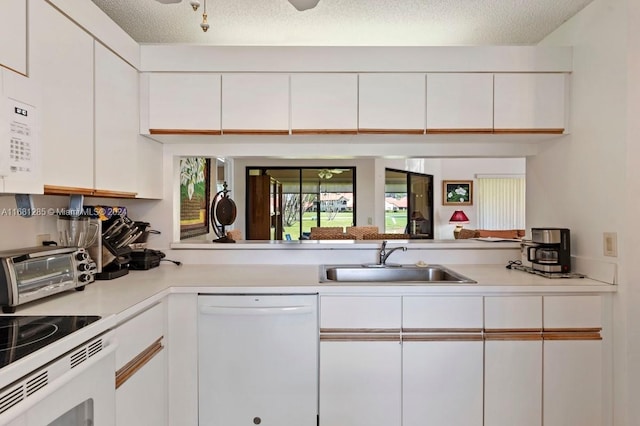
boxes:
[476,176,525,230]
[246,167,355,240]
[384,168,433,238]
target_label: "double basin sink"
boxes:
[319,264,477,284]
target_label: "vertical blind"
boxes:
[477,177,525,230]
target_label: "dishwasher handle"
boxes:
[199,305,315,316]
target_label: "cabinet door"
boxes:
[494,73,567,133]
[320,341,401,426]
[403,340,483,426]
[543,295,603,426]
[30,0,94,189]
[222,73,289,133]
[116,349,167,426]
[94,43,138,194]
[484,296,542,426]
[543,340,602,426]
[0,0,27,75]
[148,73,221,133]
[358,73,425,133]
[484,340,542,426]
[291,73,357,133]
[426,73,493,133]
[320,296,401,426]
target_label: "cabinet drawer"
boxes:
[320,296,401,329]
[115,302,164,369]
[485,296,542,330]
[403,296,483,330]
[544,295,602,329]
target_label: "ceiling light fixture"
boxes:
[199,0,210,32]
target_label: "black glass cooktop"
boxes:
[0,315,101,368]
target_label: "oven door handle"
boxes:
[0,344,117,422]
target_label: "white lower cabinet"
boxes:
[403,340,483,426]
[320,341,402,426]
[484,340,543,426]
[114,302,167,426]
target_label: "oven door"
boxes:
[0,337,116,426]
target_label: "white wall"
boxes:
[538,0,630,424]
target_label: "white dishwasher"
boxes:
[198,294,318,426]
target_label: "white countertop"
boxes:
[14,263,615,318]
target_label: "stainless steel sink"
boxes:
[319,264,477,284]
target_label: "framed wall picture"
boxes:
[443,180,473,206]
[180,157,211,239]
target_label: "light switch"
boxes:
[603,232,617,257]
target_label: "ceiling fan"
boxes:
[154,0,320,11]
[318,169,344,180]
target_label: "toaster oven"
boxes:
[0,246,96,313]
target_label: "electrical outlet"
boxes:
[36,234,51,246]
[603,232,617,257]
[367,217,373,225]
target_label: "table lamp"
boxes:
[449,210,470,238]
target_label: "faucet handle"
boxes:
[380,240,388,250]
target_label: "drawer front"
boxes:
[403,296,483,330]
[544,295,602,329]
[115,302,164,369]
[485,296,542,330]
[320,296,401,329]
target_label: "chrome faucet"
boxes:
[378,240,407,266]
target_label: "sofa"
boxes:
[456,229,525,239]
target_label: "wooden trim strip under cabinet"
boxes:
[484,333,543,341]
[493,128,565,134]
[403,328,483,334]
[320,334,401,342]
[402,334,483,342]
[44,185,95,196]
[92,189,137,199]
[426,129,493,134]
[357,128,425,135]
[115,337,164,389]
[320,328,401,342]
[543,328,602,341]
[484,328,542,334]
[291,129,358,135]
[222,129,290,135]
[149,129,222,135]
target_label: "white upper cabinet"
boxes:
[290,73,357,134]
[148,73,221,134]
[358,73,425,133]
[494,73,567,133]
[426,73,493,133]
[221,73,289,134]
[30,0,94,189]
[94,42,138,195]
[0,0,27,75]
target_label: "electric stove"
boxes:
[0,315,101,368]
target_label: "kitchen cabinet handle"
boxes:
[115,337,163,389]
[199,305,315,316]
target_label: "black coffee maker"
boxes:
[527,228,571,273]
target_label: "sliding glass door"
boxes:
[384,168,433,238]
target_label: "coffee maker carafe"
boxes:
[528,228,571,273]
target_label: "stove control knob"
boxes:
[78,274,92,283]
[76,252,88,261]
[78,262,92,272]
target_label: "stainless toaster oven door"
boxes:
[12,255,76,304]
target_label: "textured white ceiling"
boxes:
[91,0,594,46]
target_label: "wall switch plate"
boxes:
[603,232,617,257]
